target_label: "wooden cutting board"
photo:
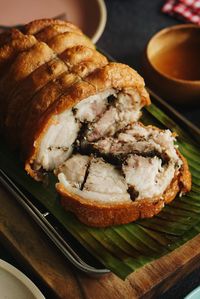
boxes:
[1,183,200,299]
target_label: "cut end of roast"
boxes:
[56,122,184,204]
[33,87,143,172]
[31,87,190,227]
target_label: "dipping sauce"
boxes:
[151,42,200,81]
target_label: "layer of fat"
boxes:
[123,155,176,200]
[58,157,131,203]
[87,91,142,142]
[94,122,182,165]
[75,89,115,122]
[83,158,128,195]
[123,123,181,162]
[56,154,90,189]
[35,109,79,171]
[58,173,131,203]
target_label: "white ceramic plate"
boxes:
[185,286,200,299]
[0,259,45,299]
[0,0,107,43]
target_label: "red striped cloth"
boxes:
[162,0,200,25]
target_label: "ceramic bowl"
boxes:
[143,24,200,105]
[0,0,107,43]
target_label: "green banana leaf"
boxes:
[0,102,200,280]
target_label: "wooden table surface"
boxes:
[1,183,200,299]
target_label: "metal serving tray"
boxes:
[0,168,110,275]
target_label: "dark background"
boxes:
[97,1,200,298]
[97,0,200,128]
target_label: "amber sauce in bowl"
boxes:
[144,24,200,105]
[151,42,200,81]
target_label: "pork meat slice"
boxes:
[74,89,115,122]
[123,155,176,200]
[86,90,142,142]
[35,109,79,171]
[58,156,131,203]
[56,154,90,189]
[83,157,128,195]
[79,123,183,201]
[91,123,181,164]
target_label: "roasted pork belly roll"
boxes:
[0,18,191,227]
[56,124,191,227]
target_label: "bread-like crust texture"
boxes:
[0,42,55,93]
[0,33,37,74]
[60,45,108,77]
[24,19,69,35]
[47,32,95,54]
[57,152,191,227]
[0,31,13,47]
[36,24,82,42]
[5,58,68,144]
[0,29,24,47]
[0,42,55,129]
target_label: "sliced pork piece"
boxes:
[57,149,191,227]
[34,109,80,171]
[56,120,191,227]
[83,157,129,199]
[86,90,142,142]
[123,155,177,200]
[77,122,184,201]
[56,154,90,189]
[57,127,191,227]
[91,122,180,162]
[57,156,130,203]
